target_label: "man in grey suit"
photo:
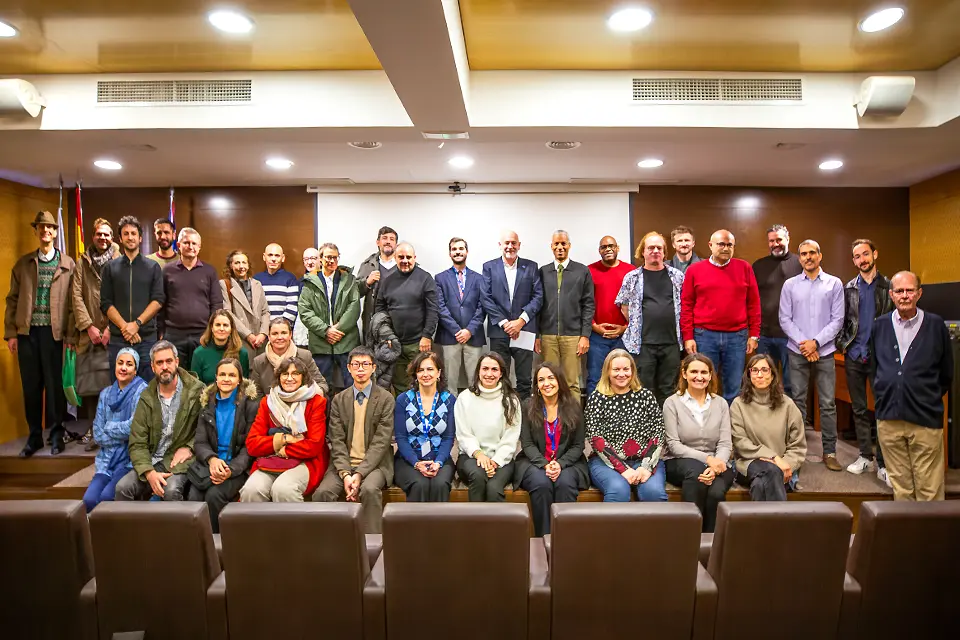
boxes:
[313,346,394,533]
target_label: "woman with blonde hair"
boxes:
[190,309,250,384]
[585,349,667,502]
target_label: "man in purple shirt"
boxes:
[778,239,845,471]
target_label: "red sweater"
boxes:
[246,394,329,497]
[588,260,635,326]
[680,258,761,341]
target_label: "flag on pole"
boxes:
[55,175,66,255]
[169,186,177,252]
[74,179,85,256]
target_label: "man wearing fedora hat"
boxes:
[4,211,77,457]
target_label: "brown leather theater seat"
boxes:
[848,500,960,639]
[548,503,716,640]
[0,500,96,640]
[212,531,383,570]
[215,502,378,640]
[87,501,222,640]
[707,502,858,640]
[369,502,545,640]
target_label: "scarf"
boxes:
[90,243,117,274]
[266,382,319,435]
[106,376,148,415]
[265,340,298,370]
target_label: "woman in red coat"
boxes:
[239,356,329,501]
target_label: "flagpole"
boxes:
[55,174,66,255]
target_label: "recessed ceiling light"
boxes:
[93,160,122,171]
[607,7,654,32]
[348,141,383,150]
[819,159,844,171]
[637,158,664,168]
[0,20,17,37]
[859,8,904,33]
[207,10,255,34]
[265,157,294,170]
[546,141,581,150]
[448,156,474,169]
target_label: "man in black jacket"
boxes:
[836,239,895,483]
[869,271,953,501]
[100,216,165,380]
[374,242,438,395]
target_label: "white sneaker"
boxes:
[877,466,893,488]
[846,456,875,475]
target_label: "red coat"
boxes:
[245,394,329,498]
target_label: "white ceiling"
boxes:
[1,120,959,189]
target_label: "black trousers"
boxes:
[665,458,735,533]
[394,456,455,502]
[17,326,67,448]
[844,357,885,467]
[742,460,788,502]
[456,454,515,502]
[164,328,203,373]
[187,474,247,533]
[489,338,533,400]
[636,343,682,407]
[517,464,581,537]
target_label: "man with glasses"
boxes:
[299,243,361,391]
[779,239,845,472]
[313,346,394,532]
[870,271,953,501]
[586,235,634,397]
[680,229,761,404]
[293,247,321,348]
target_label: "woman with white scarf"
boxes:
[240,356,329,502]
[249,318,328,397]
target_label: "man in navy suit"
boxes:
[481,230,543,400]
[435,237,486,390]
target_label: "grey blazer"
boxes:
[327,384,395,483]
[662,392,732,463]
[221,277,271,344]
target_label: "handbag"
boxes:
[186,460,213,491]
[62,347,81,407]
[76,343,112,398]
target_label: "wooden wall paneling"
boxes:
[910,167,960,285]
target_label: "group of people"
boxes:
[4,211,953,536]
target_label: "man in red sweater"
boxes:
[680,229,761,404]
[586,235,635,396]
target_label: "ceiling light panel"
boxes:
[207,10,255,34]
[859,8,905,33]
[607,8,654,32]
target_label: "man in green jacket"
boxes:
[299,243,361,390]
[115,340,204,501]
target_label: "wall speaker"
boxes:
[856,76,915,117]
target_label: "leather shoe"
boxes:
[19,443,41,458]
[823,454,843,472]
[50,435,66,456]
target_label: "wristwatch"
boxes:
[339,469,353,480]
[135,318,143,327]
[749,336,759,342]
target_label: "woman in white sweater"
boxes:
[455,352,522,502]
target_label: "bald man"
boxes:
[374,242,438,395]
[587,235,635,396]
[679,229,761,404]
[870,271,953,501]
[254,243,300,323]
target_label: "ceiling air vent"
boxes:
[546,141,581,150]
[348,141,382,150]
[632,78,802,102]
[97,79,252,104]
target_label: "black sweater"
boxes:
[374,266,439,345]
[752,252,802,339]
[869,310,953,429]
[100,252,165,343]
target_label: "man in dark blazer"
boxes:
[435,237,486,390]
[536,230,595,402]
[481,230,543,400]
[313,346,395,533]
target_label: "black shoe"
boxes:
[19,443,41,458]
[50,435,66,456]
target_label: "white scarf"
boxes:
[265,340,298,370]
[266,382,318,435]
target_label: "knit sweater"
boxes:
[752,252,802,339]
[374,266,439,345]
[190,343,251,384]
[730,389,806,476]
[680,258,761,340]
[584,387,664,473]
[662,392,732,463]
[253,268,300,322]
[454,383,521,467]
[31,250,60,326]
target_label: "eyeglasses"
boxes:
[599,244,617,250]
[279,371,303,379]
[714,242,735,249]
[350,361,374,370]
[749,367,772,375]
[892,288,918,296]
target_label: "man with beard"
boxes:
[72,218,119,449]
[435,237,486,390]
[146,218,178,268]
[100,216,165,381]
[293,247,321,348]
[254,243,300,323]
[586,235,634,396]
[536,230,595,402]
[159,227,222,368]
[681,229,761,404]
[752,224,802,396]
[374,242,438,395]
[667,226,702,274]
[356,226,398,345]
[220,249,271,356]
[5,211,77,457]
[836,239,895,484]
[115,340,203,501]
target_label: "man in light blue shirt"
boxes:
[779,239,845,471]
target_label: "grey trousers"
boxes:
[441,343,482,390]
[313,467,388,533]
[787,350,838,456]
[115,465,189,501]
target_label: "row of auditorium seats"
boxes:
[1,499,958,640]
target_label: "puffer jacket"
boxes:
[836,272,894,356]
[72,243,119,354]
[193,378,259,477]
[371,311,401,391]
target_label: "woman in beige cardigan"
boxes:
[731,353,806,501]
[249,318,328,398]
[220,249,271,357]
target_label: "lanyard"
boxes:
[542,406,560,458]
[415,391,440,431]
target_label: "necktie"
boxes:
[356,391,366,406]
[557,264,564,291]
[457,269,465,300]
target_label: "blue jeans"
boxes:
[694,328,747,404]
[586,333,625,397]
[82,472,123,513]
[588,456,668,502]
[758,336,792,397]
[313,353,353,389]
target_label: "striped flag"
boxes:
[74,180,85,256]
[55,175,66,255]
[169,186,177,252]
